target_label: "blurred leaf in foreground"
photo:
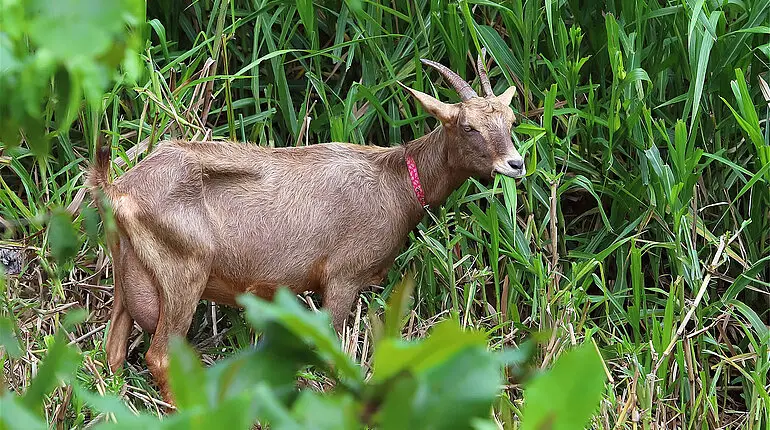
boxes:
[520,343,607,430]
[0,395,48,430]
[21,332,82,415]
[0,276,23,360]
[0,0,144,151]
[0,316,23,359]
[372,318,502,430]
[47,208,80,264]
[239,289,363,388]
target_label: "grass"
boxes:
[2,0,769,428]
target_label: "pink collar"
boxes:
[405,154,427,208]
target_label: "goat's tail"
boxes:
[86,134,120,250]
[86,134,112,194]
[86,134,119,227]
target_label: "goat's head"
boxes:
[400,50,525,178]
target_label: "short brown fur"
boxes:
[87,56,525,404]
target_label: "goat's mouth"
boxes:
[493,161,526,179]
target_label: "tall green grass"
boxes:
[2,0,769,428]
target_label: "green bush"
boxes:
[0,0,144,155]
[1,275,606,429]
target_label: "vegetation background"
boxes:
[1,0,769,428]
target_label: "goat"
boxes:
[87,53,526,404]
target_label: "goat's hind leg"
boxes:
[118,199,214,405]
[144,259,210,405]
[105,241,133,373]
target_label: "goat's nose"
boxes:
[508,159,524,170]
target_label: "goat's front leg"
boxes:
[322,280,361,334]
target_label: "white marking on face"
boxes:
[491,115,524,178]
[493,156,526,178]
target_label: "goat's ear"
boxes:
[398,82,459,124]
[497,86,518,106]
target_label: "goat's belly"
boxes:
[202,274,309,307]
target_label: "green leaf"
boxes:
[688,11,721,130]
[81,204,101,243]
[238,289,362,387]
[383,273,416,339]
[292,391,360,430]
[716,254,770,306]
[0,316,23,358]
[161,388,266,430]
[62,308,88,330]
[296,0,317,48]
[544,83,558,143]
[74,383,153,425]
[47,208,80,263]
[21,336,82,413]
[496,340,536,367]
[558,175,613,232]
[28,0,132,60]
[520,343,606,430]
[52,68,81,133]
[0,394,47,430]
[728,25,770,35]
[475,25,527,88]
[167,336,208,411]
[377,375,419,430]
[728,300,770,343]
[203,343,304,407]
[605,14,622,79]
[372,318,487,383]
[377,347,502,430]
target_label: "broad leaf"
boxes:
[47,208,80,263]
[520,343,606,430]
[372,318,487,383]
[292,391,360,430]
[167,337,208,410]
[21,336,82,413]
[377,347,502,430]
[238,289,362,387]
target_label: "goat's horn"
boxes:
[477,48,494,97]
[420,58,478,101]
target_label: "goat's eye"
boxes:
[463,125,473,133]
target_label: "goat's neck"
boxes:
[403,126,470,209]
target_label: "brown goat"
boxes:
[87,54,525,404]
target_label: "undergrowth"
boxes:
[1,0,769,428]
